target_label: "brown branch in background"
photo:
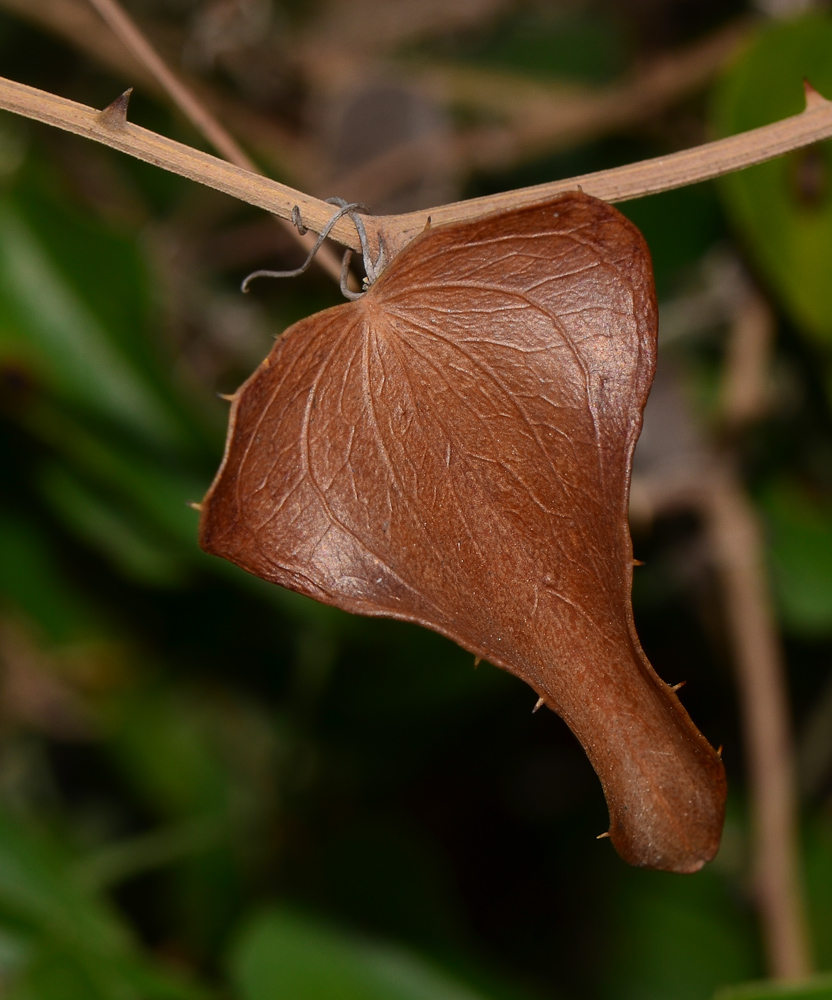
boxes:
[719,286,775,427]
[705,469,811,980]
[3,74,832,265]
[314,18,750,199]
[87,0,247,168]
[632,286,811,977]
[422,18,751,171]
[713,287,811,979]
[0,0,314,180]
[1,0,747,196]
[84,0,342,282]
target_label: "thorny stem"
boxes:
[85,0,342,282]
[1,75,832,264]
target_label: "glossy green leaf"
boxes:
[711,15,832,344]
[229,908,495,1000]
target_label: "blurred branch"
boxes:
[72,815,224,890]
[719,286,775,426]
[422,19,751,171]
[84,0,342,282]
[633,285,811,979]
[87,0,250,170]
[0,0,313,176]
[4,0,747,187]
[3,74,832,264]
[705,469,812,980]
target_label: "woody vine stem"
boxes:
[0,73,831,268]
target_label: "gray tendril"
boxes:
[242,198,385,300]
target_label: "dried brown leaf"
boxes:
[199,192,726,873]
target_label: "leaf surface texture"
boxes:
[200,192,726,872]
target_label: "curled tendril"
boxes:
[242,198,385,299]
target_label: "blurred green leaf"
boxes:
[804,819,832,971]
[38,463,187,587]
[603,865,759,1000]
[228,907,496,1000]
[759,481,832,636]
[0,808,210,1000]
[713,974,832,999]
[0,511,94,642]
[107,687,240,820]
[0,198,182,444]
[711,14,832,344]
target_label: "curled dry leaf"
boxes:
[199,192,726,873]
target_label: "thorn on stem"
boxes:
[98,88,133,129]
[217,392,236,402]
[473,656,482,668]
[717,745,723,759]
[291,205,308,236]
[597,831,611,840]
[670,681,687,693]
[803,78,829,112]
[187,501,203,512]
[632,558,645,567]
[532,696,545,713]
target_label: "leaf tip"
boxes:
[97,88,133,129]
[803,78,829,111]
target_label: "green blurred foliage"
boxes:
[761,482,832,637]
[229,907,498,1000]
[714,973,832,999]
[0,809,209,999]
[713,14,832,348]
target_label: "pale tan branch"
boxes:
[720,285,775,427]
[0,74,364,252]
[385,80,832,255]
[2,72,832,264]
[706,469,812,980]
[632,461,813,979]
[84,0,342,281]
